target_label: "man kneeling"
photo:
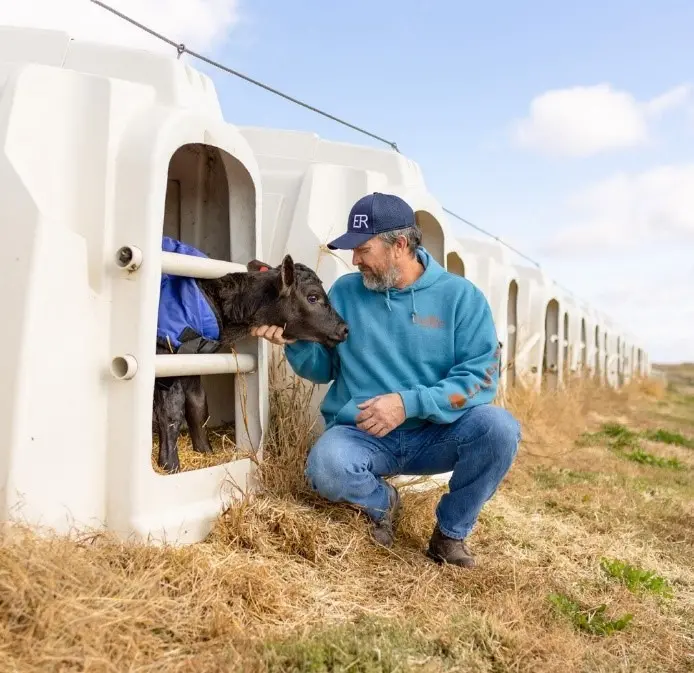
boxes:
[252,192,521,567]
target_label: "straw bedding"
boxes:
[0,357,692,672]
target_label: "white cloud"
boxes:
[543,164,694,255]
[644,83,693,117]
[0,0,240,55]
[591,265,694,363]
[512,83,692,157]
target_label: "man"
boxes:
[252,192,521,567]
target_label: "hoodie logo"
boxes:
[413,314,445,329]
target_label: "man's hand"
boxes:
[250,325,296,346]
[356,393,406,437]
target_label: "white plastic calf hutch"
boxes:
[453,237,519,389]
[0,27,268,544]
[509,265,554,390]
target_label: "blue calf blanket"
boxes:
[157,237,221,354]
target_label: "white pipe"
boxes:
[111,354,138,380]
[154,353,256,377]
[392,471,452,492]
[161,251,247,279]
[115,245,143,272]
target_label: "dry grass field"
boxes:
[1,358,692,672]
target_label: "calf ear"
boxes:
[279,254,295,296]
[247,259,273,273]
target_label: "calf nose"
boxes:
[338,324,349,340]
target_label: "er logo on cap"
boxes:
[352,214,369,229]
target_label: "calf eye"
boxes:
[307,294,319,304]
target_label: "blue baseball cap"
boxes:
[327,192,416,250]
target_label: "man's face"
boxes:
[351,237,399,291]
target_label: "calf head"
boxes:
[247,255,349,347]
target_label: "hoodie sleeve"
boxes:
[397,288,501,423]
[284,341,340,384]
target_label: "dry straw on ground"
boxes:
[150,423,245,474]
[1,357,692,672]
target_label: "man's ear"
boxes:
[278,254,295,296]
[247,259,272,273]
[394,233,409,255]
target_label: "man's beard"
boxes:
[360,262,400,292]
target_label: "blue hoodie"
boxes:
[284,246,501,430]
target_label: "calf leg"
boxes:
[153,377,186,473]
[183,375,213,455]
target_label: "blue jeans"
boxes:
[304,404,521,540]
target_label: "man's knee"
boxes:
[456,405,521,463]
[304,427,364,501]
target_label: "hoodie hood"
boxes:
[381,246,446,321]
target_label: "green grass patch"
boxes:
[600,423,635,439]
[532,467,600,489]
[547,593,633,636]
[258,616,506,673]
[261,619,435,672]
[599,558,674,599]
[577,423,687,470]
[576,423,639,450]
[643,428,694,449]
[621,447,685,470]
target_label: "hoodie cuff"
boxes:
[398,390,421,419]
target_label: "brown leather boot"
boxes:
[426,524,476,568]
[370,484,401,548]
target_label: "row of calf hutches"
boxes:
[0,26,650,544]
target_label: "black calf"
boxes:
[153,254,348,473]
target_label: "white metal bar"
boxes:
[154,353,256,377]
[161,251,247,279]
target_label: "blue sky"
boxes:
[210,0,694,364]
[9,0,694,363]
